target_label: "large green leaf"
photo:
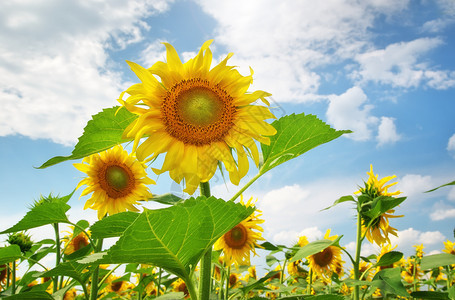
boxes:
[0,245,22,264]
[373,268,409,297]
[290,236,343,262]
[37,106,136,168]
[421,253,455,270]
[84,196,254,280]
[90,211,140,239]
[3,292,54,300]
[0,202,70,234]
[410,291,450,299]
[260,113,350,174]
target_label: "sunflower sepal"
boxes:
[360,196,406,222]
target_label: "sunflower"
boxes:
[358,165,403,245]
[171,278,189,298]
[74,145,155,219]
[401,257,423,284]
[307,229,344,282]
[214,197,264,266]
[414,244,424,258]
[443,239,455,255]
[118,40,276,194]
[376,243,398,272]
[103,275,133,296]
[62,228,90,255]
[0,264,7,285]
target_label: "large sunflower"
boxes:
[214,197,264,266]
[118,40,276,194]
[74,145,155,219]
[358,165,403,245]
[307,229,344,282]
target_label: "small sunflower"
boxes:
[62,228,90,255]
[171,278,189,298]
[307,229,344,282]
[376,243,398,272]
[414,244,425,258]
[104,275,132,296]
[118,40,276,194]
[74,145,155,219]
[443,240,455,255]
[358,165,403,245]
[214,197,264,266]
[401,257,423,284]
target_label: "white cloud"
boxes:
[398,174,433,199]
[0,0,173,145]
[448,133,455,157]
[376,116,401,146]
[389,228,445,252]
[272,227,323,246]
[195,0,411,103]
[448,186,455,201]
[430,208,455,221]
[353,38,455,89]
[326,86,379,141]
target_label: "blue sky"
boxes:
[1,0,455,265]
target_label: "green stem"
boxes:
[53,223,61,293]
[11,260,16,294]
[98,264,121,287]
[198,181,212,300]
[89,238,103,300]
[307,268,312,295]
[186,274,198,300]
[353,204,362,300]
[279,258,287,298]
[157,267,162,296]
[229,172,263,202]
[224,265,230,300]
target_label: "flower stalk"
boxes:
[198,181,212,300]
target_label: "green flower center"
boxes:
[178,87,223,126]
[106,165,130,191]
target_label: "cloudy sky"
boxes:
[1,0,455,267]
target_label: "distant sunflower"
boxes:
[401,257,423,284]
[443,240,455,255]
[74,145,155,219]
[171,278,189,299]
[0,264,7,285]
[358,165,403,245]
[104,275,132,296]
[62,228,90,255]
[118,40,276,194]
[376,244,398,272]
[214,197,264,266]
[307,229,343,281]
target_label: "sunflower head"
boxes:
[119,40,276,194]
[358,165,400,197]
[307,229,344,282]
[62,228,90,255]
[213,197,264,266]
[74,145,155,219]
[7,232,33,254]
[443,240,455,255]
[171,278,189,298]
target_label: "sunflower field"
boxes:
[1,41,454,300]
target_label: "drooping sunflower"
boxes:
[118,40,277,194]
[358,165,403,245]
[214,197,264,266]
[74,145,155,219]
[307,229,344,282]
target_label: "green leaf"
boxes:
[307,295,345,300]
[0,245,22,264]
[2,292,54,299]
[151,193,184,205]
[260,113,350,174]
[0,202,70,234]
[86,196,254,280]
[362,196,406,220]
[90,211,140,239]
[426,180,455,193]
[322,195,355,211]
[290,236,343,262]
[410,291,450,299]
[374,251,403,267]
[37,106,136,168]
[239,271,280,296]
[39,260,90,284]
[421,253,455,270]
[373,268,409,297]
